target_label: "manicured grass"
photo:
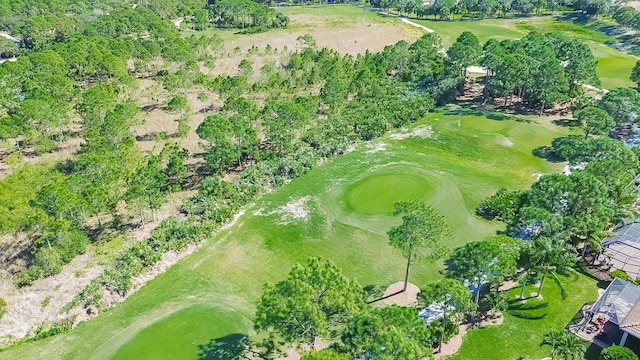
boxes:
[448,274,598,360]
[344,165,435,215]
[111,304,245,360]
[0,109,569,360]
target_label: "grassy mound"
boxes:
[344,165,435,215]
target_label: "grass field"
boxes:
[0,109,570,360]
[449,274,598,360]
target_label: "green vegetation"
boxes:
[412,17,637,89]
[449,274,597,360]
[600,345,640,360]
[345,169,434,215]
[0,109,568,359]
[3,3,640,359]
[113,305,246,360]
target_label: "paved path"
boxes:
[398,16,434,33]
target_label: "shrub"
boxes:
[476,188,525,222]
[600,345,639,360]
[611,269,628,281]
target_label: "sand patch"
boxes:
[365,141,386,153]
[254,196,312,224]
[389,125,433,140]
[497,135,514,147]
[381,281,420,307]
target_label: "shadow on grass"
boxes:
[552,118,581,127]
[508,301,549,311]
[198,333,250,360]
[506,298,549,320]
[443,107,530,123]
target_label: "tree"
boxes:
[523,236,577,298]
[192,9,210,31]
[599,345,639,360]
[254,258,365,352]
[388,201,452,292]
[447,236,520,303]
[340,306,434,360]
[447,32,482,79]
[476,188,525,222]
[632,60,640,90]
[419,278,476,353]
[541,330,585,360]
[124,155,168,223]
[167,94,190,115]
[598,87,640,126]
[574,106,615,138]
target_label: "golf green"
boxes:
[345,166,434,215]
[111,304,244,360]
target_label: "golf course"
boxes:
[0,108,573,359]
[1,3,638,359]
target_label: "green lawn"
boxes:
[448,274,598,360]
[0,109,569,360]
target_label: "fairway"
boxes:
[111,305,245,360]
[0,109,569,360]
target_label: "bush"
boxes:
[611,269,628,281]
[476,188,525,223]
[600,345,639,360]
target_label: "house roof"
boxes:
[591,278,640,325]
[603,223,640,279]
[603,223,640,248]
[620,300,640,338]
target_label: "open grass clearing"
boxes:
[0,109,570,359]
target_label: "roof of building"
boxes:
[603,223,640,279]
[620,300,640,338]
[591,278,640,325]
[603,223,640,248]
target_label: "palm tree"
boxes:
[541,330,585,360]
[524,236,577,299]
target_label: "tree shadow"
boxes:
[551,118,580,127]
[443,107,530,123]
[198,333,251,360]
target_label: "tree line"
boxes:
[478,86,640,278]
[369,0,612,20]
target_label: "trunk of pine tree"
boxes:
[537,273,547,297]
